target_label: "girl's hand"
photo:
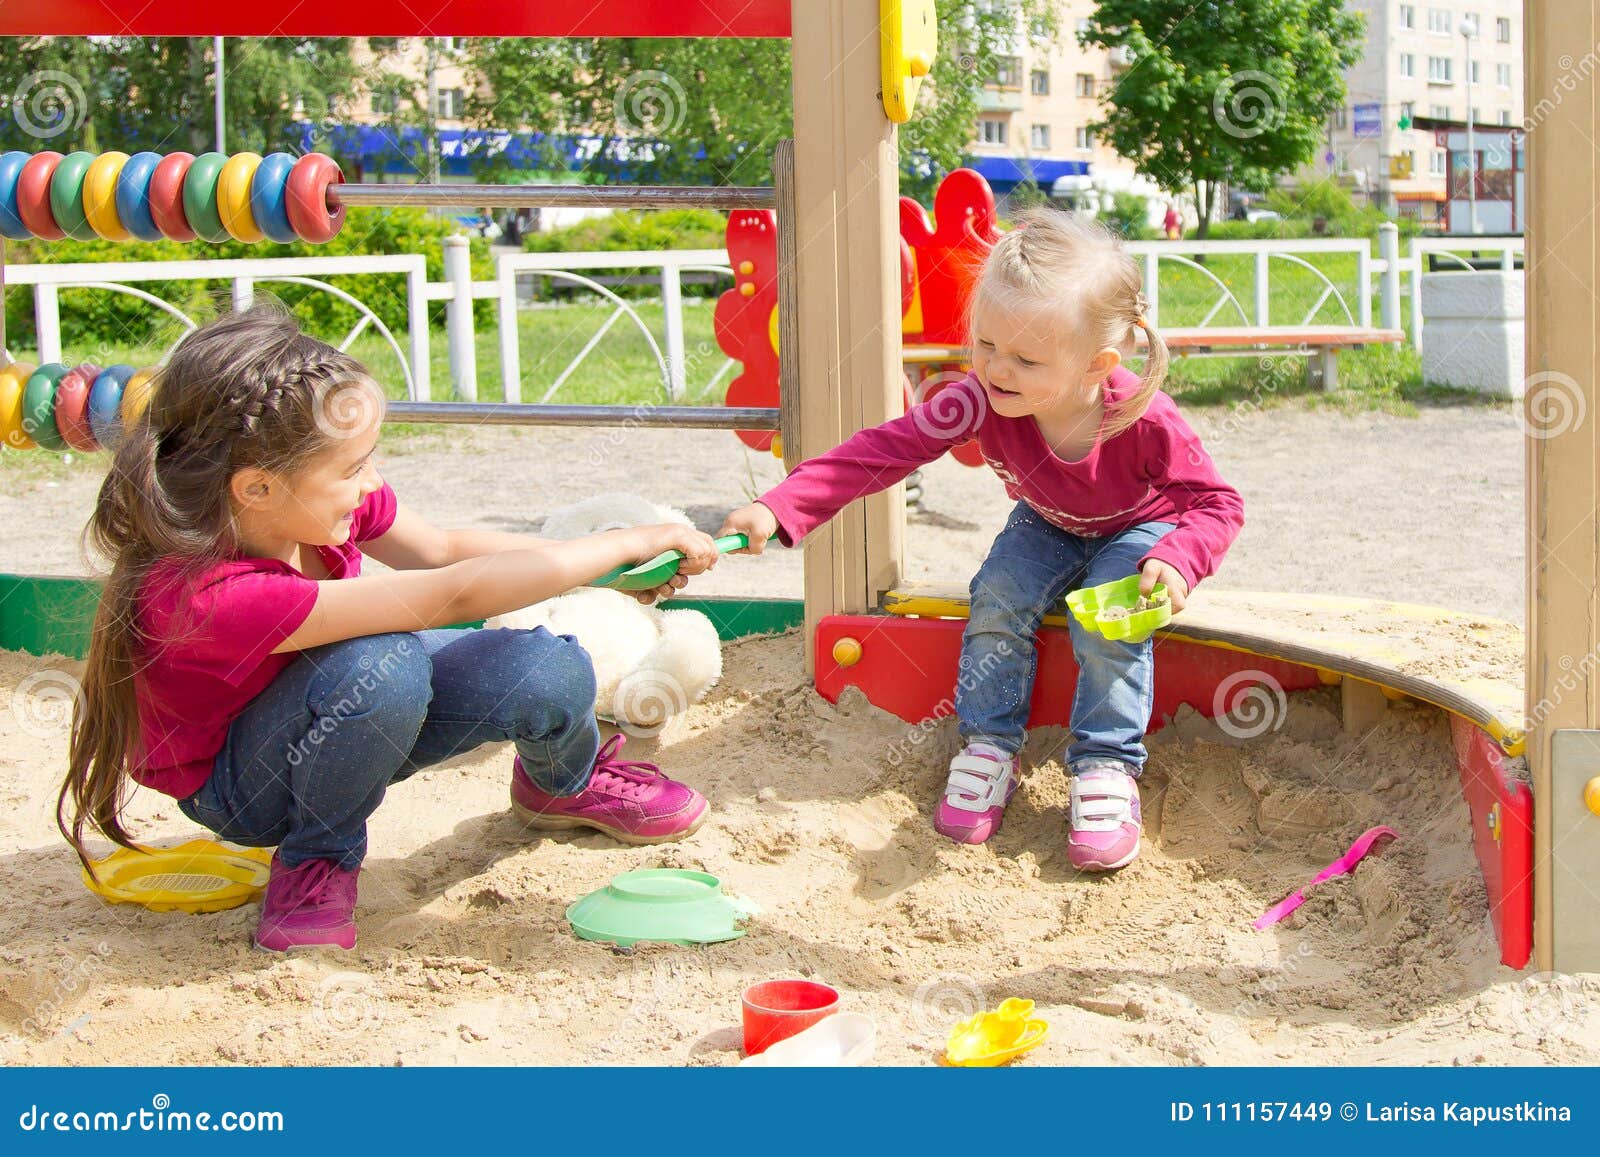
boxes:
[718,502,779,554]
[642,523,720,576]
[1140,559,1189,612]
[631,573,690,606]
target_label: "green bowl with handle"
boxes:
[1064,575,1172,644]
[590,533,749,591]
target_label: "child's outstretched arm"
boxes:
[1136,415,1245,611]
[274,523,718,653]
[721,375,986,550]
[363,502,553,570]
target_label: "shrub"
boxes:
[4,207,493,352]
[1100,192,1153,240]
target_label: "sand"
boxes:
[3,634,1596,1068]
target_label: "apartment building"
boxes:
[966,1,1153,213]
[1334,1,1522,224]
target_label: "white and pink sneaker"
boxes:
[1066,760,1143,871]
[934,742,1019,845]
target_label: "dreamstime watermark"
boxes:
[312,972,385,1037]
[284,638,416,768]
[313,377,387,443]
[1523,45,1600,136]
[1522,371,1586,440]
[1212,70,1286,140]
[1526,644,1600,732]
[614,70,688,135]
[613,669,690,738]
[19,942,114,1040]
[12,70,87,140]
[911,370,987,442]
[1188,357,1298,466]
[10,669,84,740]
[911,973,987,1036]
[882,642,1014,770]
[1212,670,1288,740]
[1208,942,1319,1048]
[1506,972,1590,1040]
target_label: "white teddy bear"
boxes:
[488,493,723,734]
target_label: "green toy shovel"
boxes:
[590,533,749,591]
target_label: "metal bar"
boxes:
[332,184,777,211]
[385,402,780,430]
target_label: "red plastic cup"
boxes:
[741,979,840,1056]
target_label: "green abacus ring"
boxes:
[22,363,72,451]
[181,152,230,244]
[48,151,98,241]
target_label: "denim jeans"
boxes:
[957,501,1175,773]
[177,627,601,870]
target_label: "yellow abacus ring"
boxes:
[217,152,265,243]
[83,152,131,240]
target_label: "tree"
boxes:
[0,37,361,157]
[458,1,1058,202]
[1080,1,1365,239]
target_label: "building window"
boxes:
[993,56,1022,88]
[1497,62,1512,88]
[1497,17,1511,42]
[1428,56,1452,83]
[1430,149,1447,176]
[1430,103,1451,119]
[436,87,465,119]
[1030,69,1050,95]
[1401,100,1415,121]
[978,118,1009,146]
[1031,123,1051,150]
[1427,8,1451,35]
[371,86,399,114]
[1075,72,1096,98]
[1468,60,1480,84]
[1499,108,1512,125]
[1333,106,1347,129]
[1400,53,1415,78]
[1399,5,1415,29]
[1075,125,1094,150]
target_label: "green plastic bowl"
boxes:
[1064,575,1172,644]
[566,868,749,947]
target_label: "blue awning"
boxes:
[964,155,1091,190]
[293,124,685,178]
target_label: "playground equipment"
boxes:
[0,0,1591,974]
[943,998,1050,1067]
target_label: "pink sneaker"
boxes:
[511,734,708,845]
[934,743,1019,844]
[254,855,359,952]
[1066,762,1143,871]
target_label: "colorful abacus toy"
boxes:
[0,360,157,452]
[0,151,346,245]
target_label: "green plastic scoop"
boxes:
[590,533,749,591]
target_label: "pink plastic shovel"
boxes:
[1253,825,1400,930]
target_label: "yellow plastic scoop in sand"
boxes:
[943,998,1050,1066]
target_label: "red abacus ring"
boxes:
[284,153,345,244]
[17,152,66,240]
[148,152,197,241]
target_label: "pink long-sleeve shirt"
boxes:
[758,367,1243,589]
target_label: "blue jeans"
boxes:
[177,627,601,870]
[957,502,1175,772]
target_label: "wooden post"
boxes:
[1526,0,1600,972]
[789,1,905,672]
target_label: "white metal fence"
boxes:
[0,231,1527,402]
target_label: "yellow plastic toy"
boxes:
[82,839,273,913]
[880,0,938,123]
[943,998,1050,1067]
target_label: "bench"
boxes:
[903,325,1407,391]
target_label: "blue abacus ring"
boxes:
[0,151,31,240]
[115,152,164,242]
[251,152,299,243]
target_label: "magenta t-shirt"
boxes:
[759,367,1244,588]
[130,482,399,799]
